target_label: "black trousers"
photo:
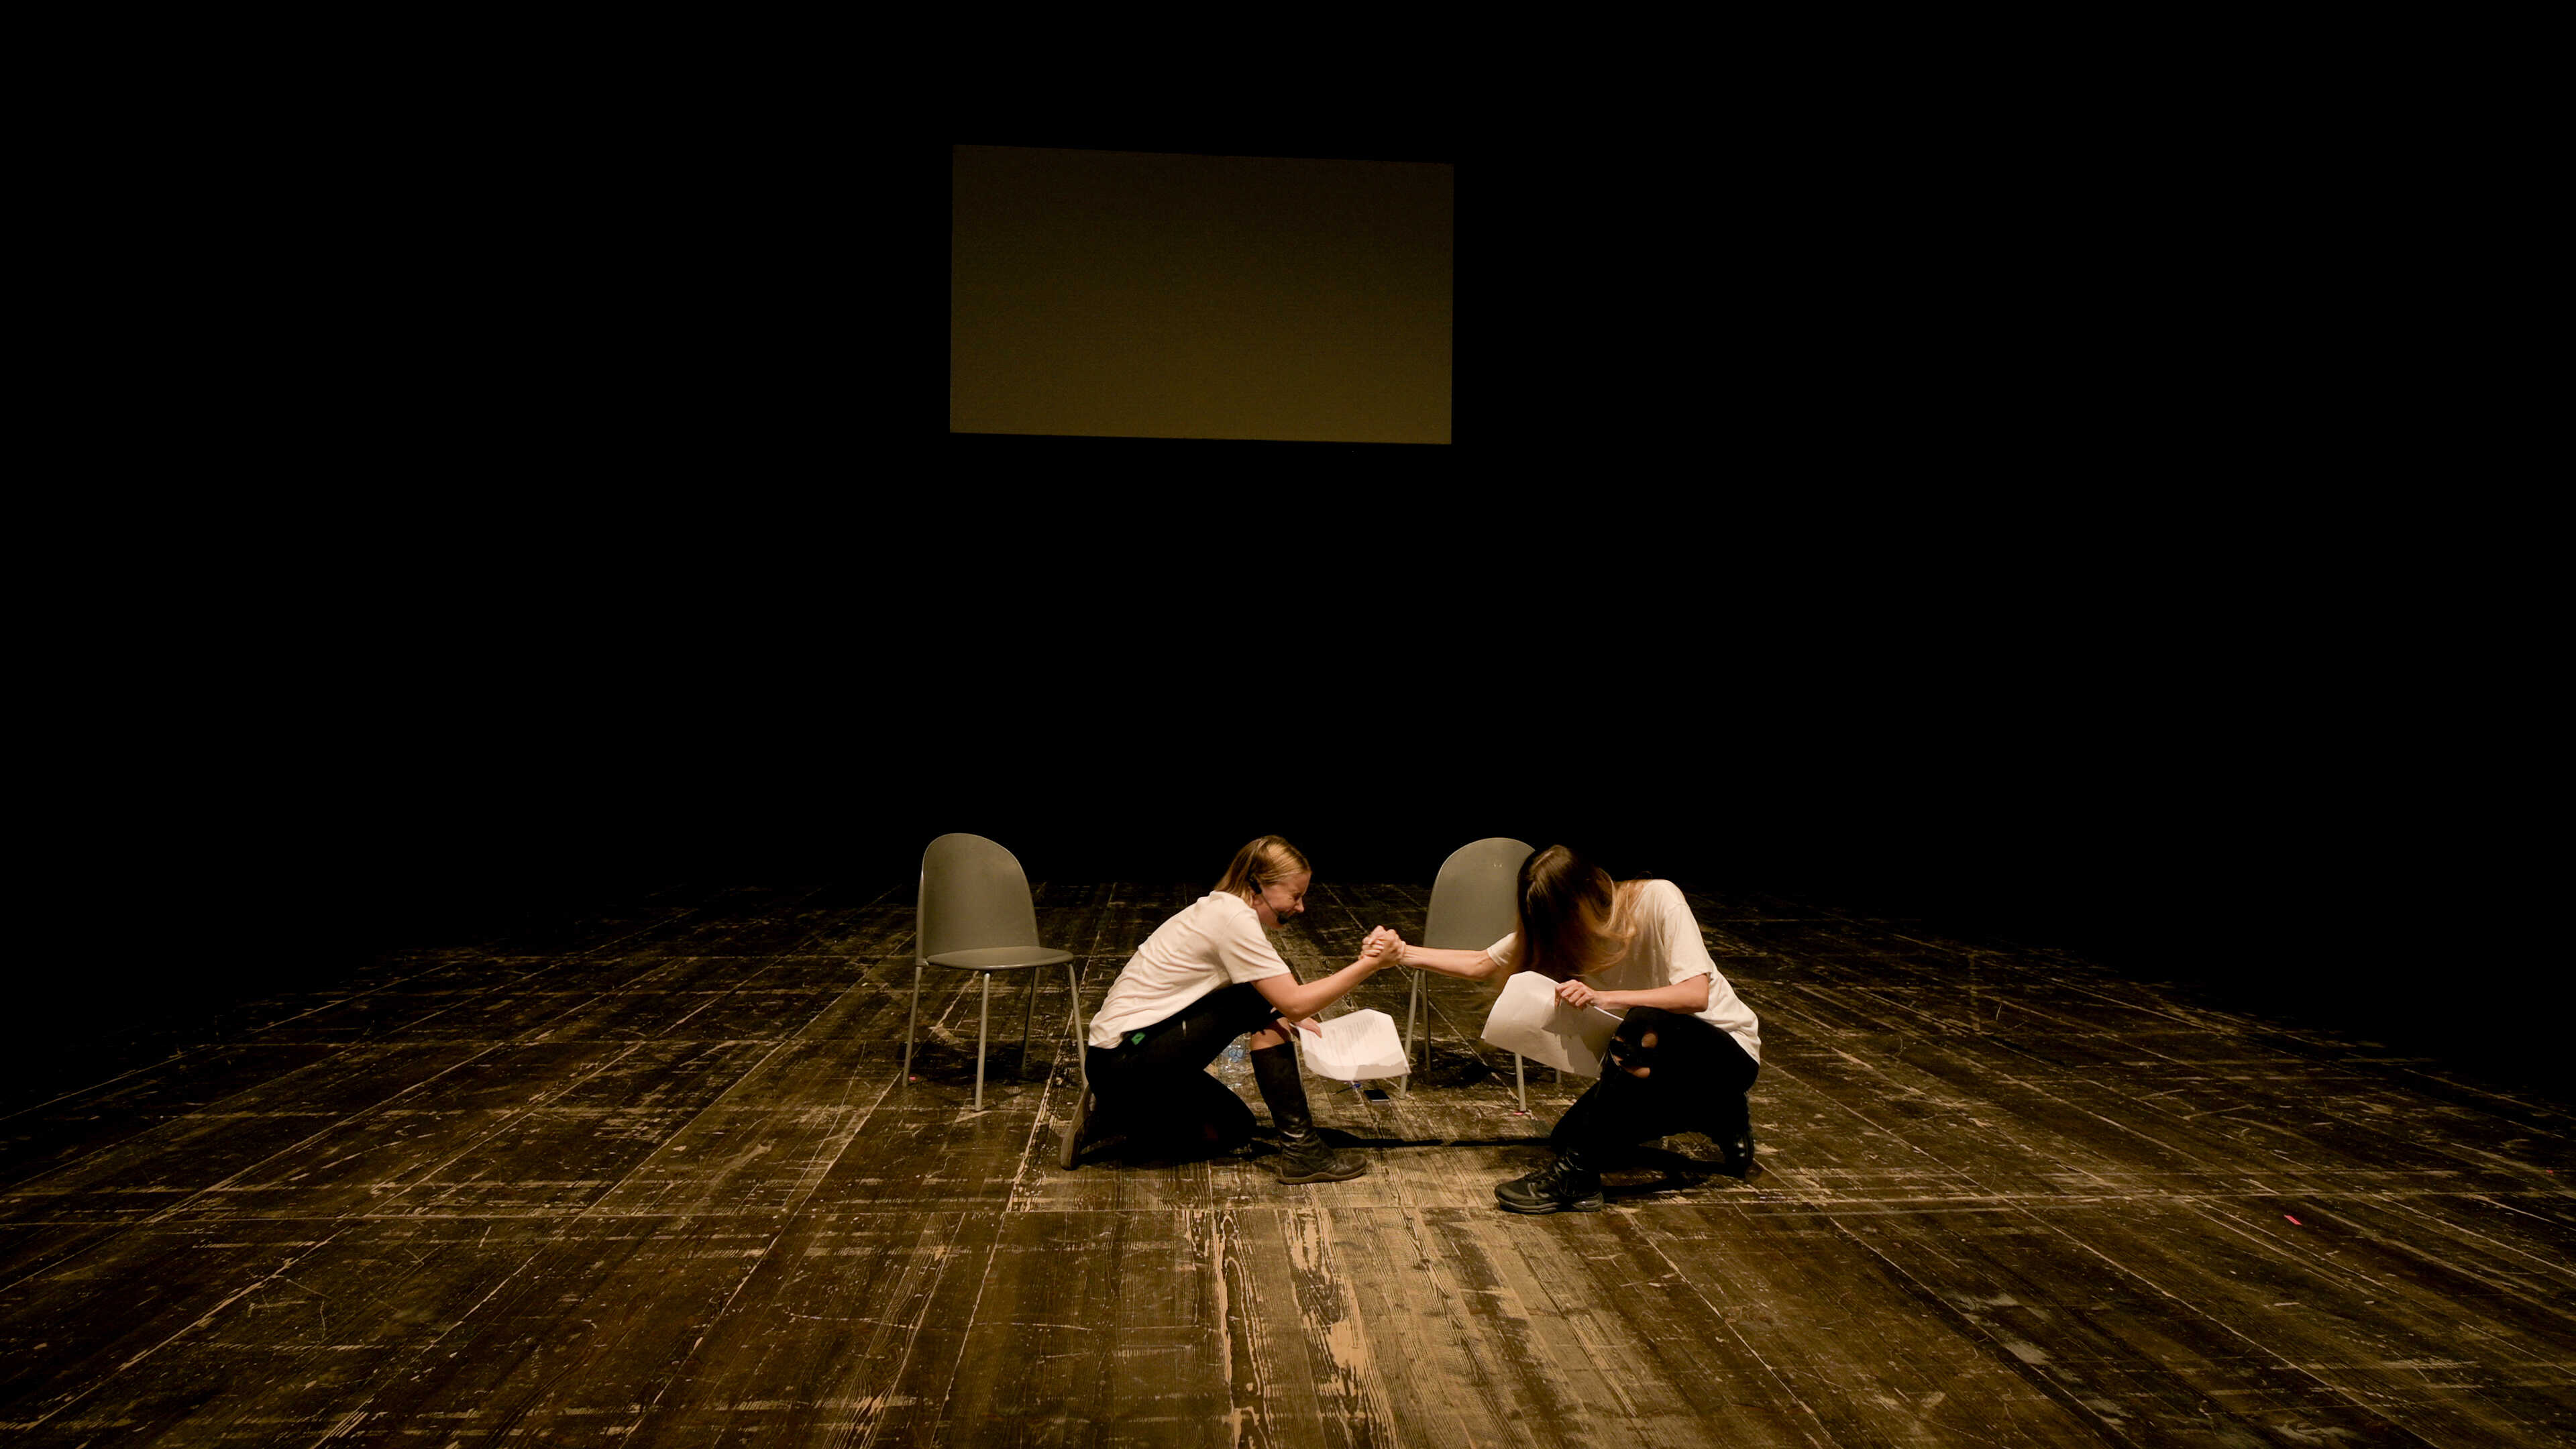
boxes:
[1550,1007,1758,1157]
[1084,982,1283,1155]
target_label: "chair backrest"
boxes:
[917,833,1044,963]
[1422,837,1534,951]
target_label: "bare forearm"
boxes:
[1258,958,1384,1021]
[1593,979,1711,1014]
[1398,945,1501,981]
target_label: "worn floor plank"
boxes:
[1,879,2569,1446]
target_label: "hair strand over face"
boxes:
[1516,843,1637,981]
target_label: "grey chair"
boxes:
[905,833,1085,1113]
[1405,837,1534,1097]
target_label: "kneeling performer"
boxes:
[1071,835,1397,1182]
[1397,843,1762,1212]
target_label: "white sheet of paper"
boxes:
[1299,1008,1409,1081]
[1480,971,1622,1077]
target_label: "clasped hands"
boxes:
[1357,926,1407,971]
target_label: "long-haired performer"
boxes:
[1396,844,1762,1212]
[1070,835,1399,1182]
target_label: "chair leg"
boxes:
[1514,1053,1527,1114]
[1402,973,1421,1097]
[1017,969,1038,1077]
[1402,971,1418,1057]
[1063,961,1089,1091]
[904,963,922,1083]
[975,973,992,1112]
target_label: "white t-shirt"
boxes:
[1487,879,1761,1063]
[1088,892,1291,1049]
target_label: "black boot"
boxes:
[1250,1043,1366,1183]
[1495,1146,1605,1214]
[1712,1093,1756,1178]
[1717,1123,1756,1179]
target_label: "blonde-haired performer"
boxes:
[1069,836,1399,1181]
[1397,844,1762,1212]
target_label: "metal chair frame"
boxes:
[903,833,1087,1112]
[1404,837,1535,1102]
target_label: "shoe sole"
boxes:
[1495,1193,1606,1214]
[1273,1163,1369,1183]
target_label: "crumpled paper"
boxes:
[1481,971,1622,1077]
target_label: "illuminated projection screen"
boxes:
[950,145,1453,444]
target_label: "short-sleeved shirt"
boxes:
[1088,892,1292,1048]
[1487,879,1761,1063]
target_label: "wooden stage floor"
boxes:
[3,881,2570,1446]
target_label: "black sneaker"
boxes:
[1495,1155,1605,1214]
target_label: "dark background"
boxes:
[23,111,2551,1108]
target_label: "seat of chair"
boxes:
[925,946,1075,971]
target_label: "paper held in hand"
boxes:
[1481,971,1623,1077]
[1299,1008,1409,1081]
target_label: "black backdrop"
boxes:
[19,123,2553,1106]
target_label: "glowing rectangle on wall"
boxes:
[950,145,1452,444]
